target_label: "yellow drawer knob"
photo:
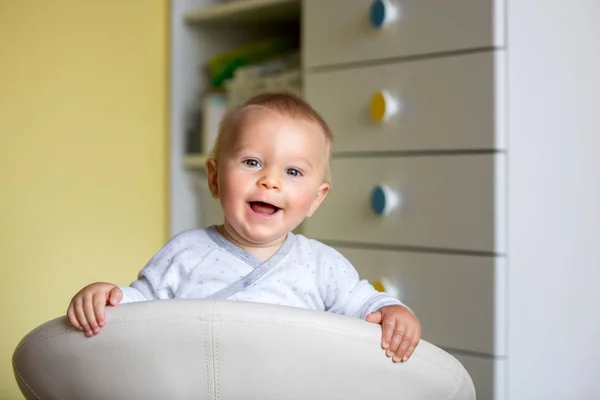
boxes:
[373,280,386,293]
[370,90,400,123]
[372,278,400,299]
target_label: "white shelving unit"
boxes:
[184,0,300,24]
[170,0,301,236]
[183,154,208,169]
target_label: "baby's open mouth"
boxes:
[249,201,281,215]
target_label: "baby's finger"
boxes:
[73,297,91,335]
[381,316,396,350]
[403,337,420,362]
[389,321,406,359]
[66,303,82,330]
[93,292,106,328]
[403,325,422,362]
[108,287,123,306]
[82,295,99,335]
[394,326,414,363]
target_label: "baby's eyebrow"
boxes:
[286,155,314,169]
[299,159,315,169]
[230,146,259,157]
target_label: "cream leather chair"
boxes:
[13,299,475,399]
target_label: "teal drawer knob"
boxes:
[370,0,399,29]
[371,184,400,216]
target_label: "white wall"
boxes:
[507,1,600,398]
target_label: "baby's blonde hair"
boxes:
[209,92,333,183]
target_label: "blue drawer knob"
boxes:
[370,0,399,29]
[370,185,400,216]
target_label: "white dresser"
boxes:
[300,1,600,399]
[172,1,600,398]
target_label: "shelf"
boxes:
[185,0,300,25]
[184,154,208,170]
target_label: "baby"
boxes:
[67,93,421,363]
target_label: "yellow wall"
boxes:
[0,1,168,397]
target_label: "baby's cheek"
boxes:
[221,171,246,196]
[290,188,316,212]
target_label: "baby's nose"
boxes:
[258,173,281,190]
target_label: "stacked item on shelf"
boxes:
[205,36,300,106]
[224,52,301,106]
[206,36,297,89]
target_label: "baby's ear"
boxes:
[307,182,330,217]
[206,158,220,198]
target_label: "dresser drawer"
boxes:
[338,247,506,356]
[305,51,505,152]
[302,155,506,253]
[303,0,505,68]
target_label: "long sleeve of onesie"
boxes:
[316,243,408,320]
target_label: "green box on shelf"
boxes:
[208,36,297,88]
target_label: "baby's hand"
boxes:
[66,282,123,337]
[366,305,422,363]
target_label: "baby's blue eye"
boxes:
[244,159,260,168]
[287,168,302,177]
